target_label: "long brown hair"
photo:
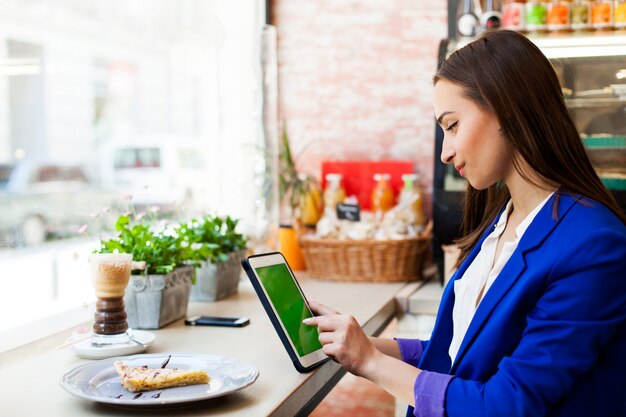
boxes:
[434,29,626,268]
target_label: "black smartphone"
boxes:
[184,315,250,327]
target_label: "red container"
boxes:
[321,160,414,210]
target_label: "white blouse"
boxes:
[448,193,554,366]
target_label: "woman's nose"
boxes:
[440,139,455,164]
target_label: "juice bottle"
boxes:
[526,1,548,32]
[323,173,346,211]
[400,174,426,227]
[502,0,527,31]
[571,1,592,30]
[371,173,394,216]
[547,0,572,31]
[278,225,305,270]
[615,0,626,28]
[591,0,614,30]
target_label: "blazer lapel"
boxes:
[419,215,499,372]
[450,193,577,372]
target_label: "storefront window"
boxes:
[0,0,271,348]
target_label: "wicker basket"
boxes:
[299,222,432,282]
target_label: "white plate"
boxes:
[73,330,155,359]
[60,353,259,406]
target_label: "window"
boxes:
[0,0,273,351]
[114,148,161,169]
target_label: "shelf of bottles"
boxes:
[451,1,626,202]
[455,1,626,39]
[503,1,626,33]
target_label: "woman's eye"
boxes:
[445,122,457,132]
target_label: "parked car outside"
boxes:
[0,159,124,247]
[100,136,214,215]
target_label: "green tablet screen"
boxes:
[254,263,322,356]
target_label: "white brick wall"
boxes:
[274,0,447,215]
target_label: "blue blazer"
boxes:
[418,193,626,417]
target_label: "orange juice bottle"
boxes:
[371,173,394,216]
[547,0,572,31]
[278,225,305,270]
[591,0,614,29]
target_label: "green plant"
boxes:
[96,215,191,275]
[176,214,247,263]
[96,211,247,276]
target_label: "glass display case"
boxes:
[532,32,626,206]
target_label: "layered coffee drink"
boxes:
[88,253,132,344]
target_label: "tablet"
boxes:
[241,252,329,372]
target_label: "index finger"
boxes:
[308,300,340,316]
[303,314,343,332]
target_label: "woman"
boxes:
[304,30,626,417]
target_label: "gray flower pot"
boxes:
[124,266,194,329]
[189,250,246,302]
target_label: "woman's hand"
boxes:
[305,300,381,377]
[306,300,421,406]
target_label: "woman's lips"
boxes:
[455,165,465,177]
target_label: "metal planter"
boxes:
[189,250,246,302]
[124,266,194,329]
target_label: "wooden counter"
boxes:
[0,275,407,417]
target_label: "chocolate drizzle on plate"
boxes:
[160,355,172,368]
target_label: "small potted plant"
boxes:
[178,214,248,301]
[97,215,196,329]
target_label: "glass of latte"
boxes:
[88,253,133,346]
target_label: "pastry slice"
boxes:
[114,361,210,392]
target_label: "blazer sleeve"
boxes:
[444,226,626,417]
